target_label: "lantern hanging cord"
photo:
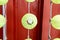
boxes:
[28,29,30,38]
[27,2,31,38]
[48,2,53,40]
[2,5,7,40]
[28,2,30,13]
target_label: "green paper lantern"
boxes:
[26,0,35,2]
[0,0,8,5]
[21,13,38,29]
[53,38,60,40]
[51,15,60,30]
[51,0,60,4]
[0,14,6,28]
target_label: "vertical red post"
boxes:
[42,0,50,40]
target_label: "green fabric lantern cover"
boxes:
[51,0,60,4]
[21,13,38,29]
[0,14,6,28]
[51,15,60,30]
[53,38,60,40]
[0,0,8,5]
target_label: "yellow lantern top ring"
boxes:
[26,0,35,2]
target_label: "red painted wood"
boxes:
[6,0,14,40]
[42,0,50,40]
[0,6,3,39]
